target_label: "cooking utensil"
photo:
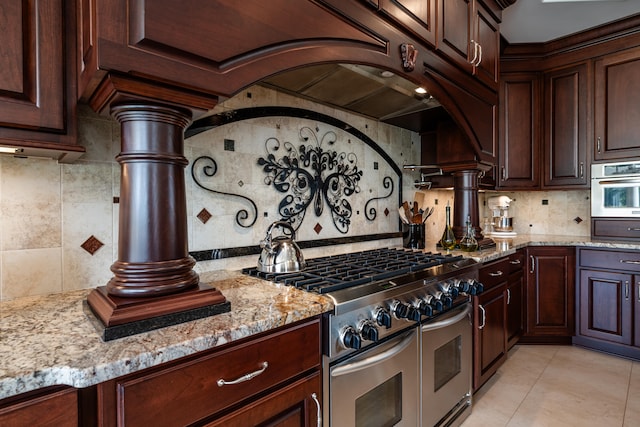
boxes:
[412,201,422,223]
[398,206,410,224]
[257,221,306,273]
[422,206,434,223]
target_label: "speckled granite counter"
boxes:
[0,270,333,400]
[2,234,640,401]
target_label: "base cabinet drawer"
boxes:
[0,387,78,427]
[111,319,320,427]
[592,218,640,242]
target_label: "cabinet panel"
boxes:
[635,277,640,348]
[525,247,575,338]
[0,0,80,159]
[116,320,320,427]
[473,284,507,391]
[438,0,473,73]
[594,46,640,160]
[0,387,78,427]
[507,269,524,349]
[543,63,589,188]
[204,372,320,427]
[473,2,499,89]
[579,269,632,345]
[498,73,541,189]
[379,0,436,47]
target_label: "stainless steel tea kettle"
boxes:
[257,221,306,273]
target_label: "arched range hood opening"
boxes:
[259,63,452,134]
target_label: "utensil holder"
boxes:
[403,223,425,249]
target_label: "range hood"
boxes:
[259,64,450,133]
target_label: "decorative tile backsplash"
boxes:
[0,85,592,301]
[0,87,419,300]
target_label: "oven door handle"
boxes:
[330,330,415,377]
[597,179,640,185]
[420,303,471,332]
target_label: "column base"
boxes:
[86,283,230,341]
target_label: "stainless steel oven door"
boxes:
[591,177,640,217]
[421,303,473,427]
[328,328,419,427]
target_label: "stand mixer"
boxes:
[487,196,515,235]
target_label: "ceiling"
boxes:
[260,1,640,133]
[502,0,640,44]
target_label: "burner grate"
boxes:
[242,248,463,294]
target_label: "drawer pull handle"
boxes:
[478,305,486,330]
[217,361,268,387]
[628,228,640,232]
[510,259,521,265]
[311,392,322,427]
[507,288,511,305]
[620,260,640,265]
[530,255,535,274]
[488,270,503,277]
[638,283,640,302]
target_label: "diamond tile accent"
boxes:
[197,208,212,224]
[384,208,390,216]
[574,216,583,224]
[314,223,323,234]
[81,235,104,256]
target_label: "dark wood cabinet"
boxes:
[524,247,575,342]
[378,0,437,47]
[0,0,83,162]
[506,250,525,349]
[575,248,640,360]
[0,386,78,427]
[95,318,322,427]
[437,0,500,90]
[578,269,632,345]
[542,63,589,187]
[594,46,640,161]
[498,72,541,189]
[474,257,509,391]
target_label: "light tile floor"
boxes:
[461,345,640,427]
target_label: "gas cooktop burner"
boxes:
[242,248,464,294]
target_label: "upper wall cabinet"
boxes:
[498,72,541,189]
[542,62,589,188]
[437,0,500,91]
[377,0,437,47]
[0,0,83,162]
[594,46,640,161]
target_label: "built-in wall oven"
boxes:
[592,161,640,217]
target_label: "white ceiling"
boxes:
[501,0,640,43]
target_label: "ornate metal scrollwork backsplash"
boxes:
[364,176,394,221]
[191,156,258,228]
[258,127,363,234]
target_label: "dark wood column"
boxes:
[86,95,229,340]
[107,103,198,297]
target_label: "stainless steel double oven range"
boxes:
[244,248,483,426]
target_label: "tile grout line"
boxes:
[504,346,560,427]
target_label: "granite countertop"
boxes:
[0,270,333,400]
[2,234,640,401]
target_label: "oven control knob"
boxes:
[407,306,421,322]
[457,279,471,293]
[340,326,362,350]
[391,301,410,319]
[469,280,485,295]
[358,321,379,342]
[418,300,434,317]
[375,307,392,329]
[439,280,460,298]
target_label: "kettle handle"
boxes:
[261,221,296,251]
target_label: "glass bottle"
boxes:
[439,202,456,251]
[459,216,478,252]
